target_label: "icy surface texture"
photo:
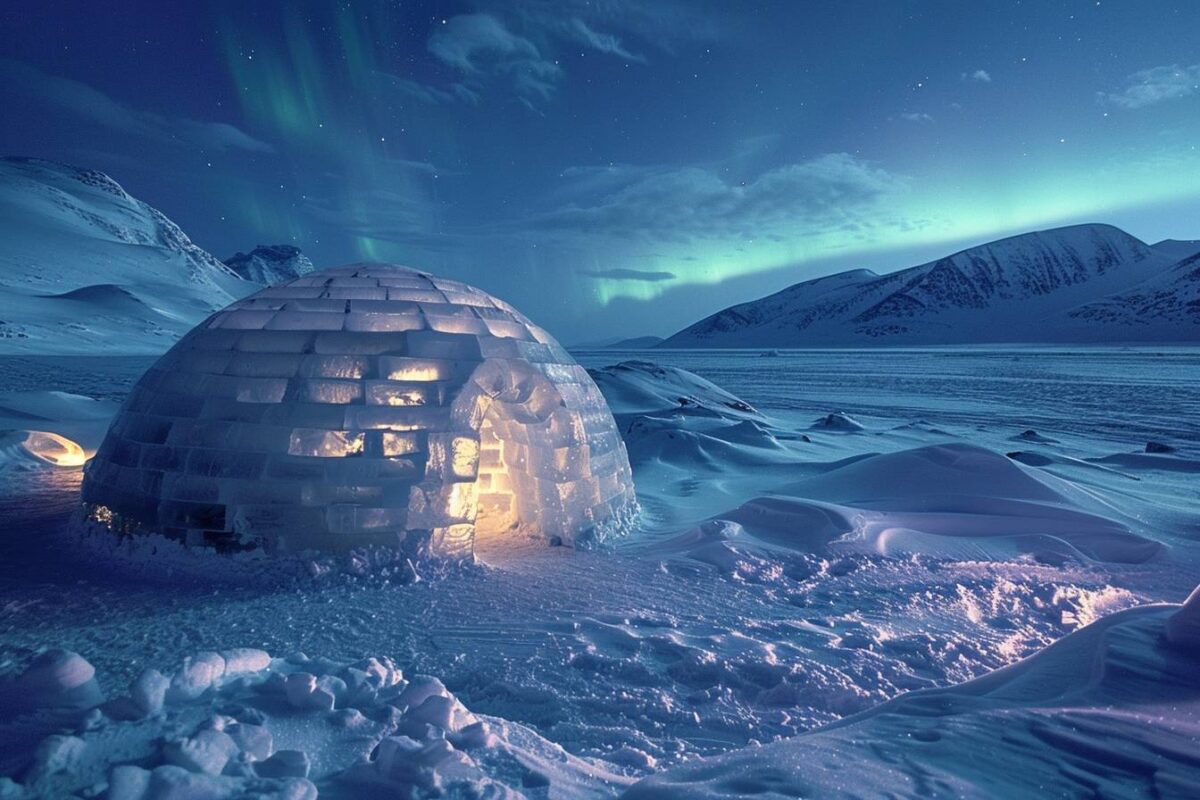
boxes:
[624,595,1200,799]
[80,264,636,562]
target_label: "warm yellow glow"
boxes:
[22,431,87,467]
[445,481,479,522]
[382,389,427,406]
[288,429,365,457]
[473,419,519,541]
[382,432,419,456]
[386,361,446,382]
[450,437,479,479]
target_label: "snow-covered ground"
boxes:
[1,348,1198,798]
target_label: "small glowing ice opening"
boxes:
[22,431,88,467]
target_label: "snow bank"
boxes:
[588,361,760,419]
[756,444,1162,563]
[0,647,631,799]
[624,588,1200,799]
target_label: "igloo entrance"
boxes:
[432,358,608,560]
[473,416,521,544]
[79,263,637,567]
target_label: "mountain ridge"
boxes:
[224,243,315,285]
[662,223,1196,346]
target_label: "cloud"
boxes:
[528,153,905,244]
[578,268,676,281]
[0,59,272,153]
[898,112,934,122]
[964,69,991,83]
[421,4,713,106]
[427,13,561,105]
[1102,64,1200,109]
[384,74,457,105]
[505,0,720,55]
[566,18,646,62]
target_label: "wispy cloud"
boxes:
[528,153,905,244]
[898,112,934,123]
[578,268,675,281]
[378,72,480,106]
[963,69,991,83]
[1101,64,1200,109]
[566,18,646,62]
[416,3,713,107]
[0,59,272,153]
[427,14,561,107]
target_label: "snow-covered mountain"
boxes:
[223,244,314,285]
[1070,251,1200,331]
[662,224,1194,346]
[1151,238,1200,262]
[0,157,256,354]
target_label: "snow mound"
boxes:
[0,648,631,799]
[1166,585,1200,652]
[810,412,865,432]
[0,391,119,484]
[589,361,760,419]
[707,444,1162,563]
[624,591,1200,799]
[0,157,256,354]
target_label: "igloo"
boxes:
[80,264,636,562]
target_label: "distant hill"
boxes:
[224,244,314,286]
[571,335,665,349]
[663,224,1198,346]
[1151,239,1200,262]
[0,157,255,354]
[609,335,664,348]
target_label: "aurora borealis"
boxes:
[2,1,1199,341]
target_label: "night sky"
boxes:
[2,1,1199,342]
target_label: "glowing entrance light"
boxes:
[21,431,88,467]
[79,263,638,566]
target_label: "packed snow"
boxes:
[1,347,1198,798]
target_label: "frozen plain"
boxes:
[0,347,1198,798]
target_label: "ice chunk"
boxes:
[5,650,103,712]
[254,750,311,779]
[167,652,225,702]
[163,729,238,774]
[131,668,170,716]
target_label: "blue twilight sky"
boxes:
[2,0,1199,342]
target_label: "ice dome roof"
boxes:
[81,263,636,563]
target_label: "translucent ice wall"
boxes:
[81,264,636,560]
